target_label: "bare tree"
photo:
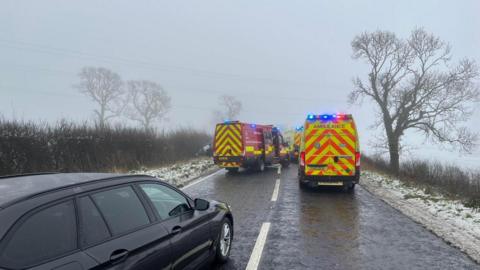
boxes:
[350,28,479,173]
[125,80,171,131]
[76,67,124,128]
[212,95,242,123]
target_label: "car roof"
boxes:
[0,173,137,207]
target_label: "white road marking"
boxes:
[245,222,271,270]
[181,169,222,190]
[277,165,281,175]
[271,179,280,202]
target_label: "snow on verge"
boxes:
[361,170,480,263]
[132,158,218,188]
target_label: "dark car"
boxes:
[0,173,233,270]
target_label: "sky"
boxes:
[1,0,479,168]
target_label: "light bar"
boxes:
[306,114,352,121]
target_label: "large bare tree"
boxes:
[212,95,242,123]
[125,80,171,131]
[76,67,124,128]
[350,28,479,173]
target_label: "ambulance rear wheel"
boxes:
[299,180,307,190]
[226,168,239,173]
[344,182,355,192]
[298,173,307,189]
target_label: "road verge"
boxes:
[132,157,220,188]
[361,170,480,263]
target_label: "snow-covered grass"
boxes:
[361,170,480,263]
[131,158,218,188]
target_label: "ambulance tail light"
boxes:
[355,152,361,167]
[300,151,306,166]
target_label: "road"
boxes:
[183,164,479,270]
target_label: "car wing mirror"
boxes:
[194,198,210,211]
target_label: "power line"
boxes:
[0,84,309,121]
[1,63,347,103]
[0,38,330,88]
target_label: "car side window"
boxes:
[0,200,77,269]
[78,196,111,247]
[91,186,150,235]
[140,183,191,220]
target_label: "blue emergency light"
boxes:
[307,114,349,122]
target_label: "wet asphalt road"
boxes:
[183,164,479,270]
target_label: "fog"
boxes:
[1,0,479,168]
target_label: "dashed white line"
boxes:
[277,165,281,175]
[245,222,271,270]
[271,179,280,202]
[180,169,222,190]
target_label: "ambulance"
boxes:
[213,121,290,173]
[298,114,360,190]
[291,126,303,163]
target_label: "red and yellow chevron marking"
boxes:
[304,121,357,176]
[214,123,243,157]
[294,132,301,147]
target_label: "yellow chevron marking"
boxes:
[215,125,228,139]
[217,138,241,154]
[220,162,240,168]
[216,129,240,148]
[215,127,242,155]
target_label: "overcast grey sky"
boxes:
[1,0,479,167]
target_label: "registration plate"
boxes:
[318,182,343,186]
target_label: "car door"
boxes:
[138,183,214,270]
[80,185,172,270]
[0,200,97,270]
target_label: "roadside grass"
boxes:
[363,154,480,210]
[0,118,211,175]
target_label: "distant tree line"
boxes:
[76,67,244,131]
[76,67,171,131]
[0,118,211,175]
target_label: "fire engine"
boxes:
[213,121,290,172]
[298,114,360,190]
